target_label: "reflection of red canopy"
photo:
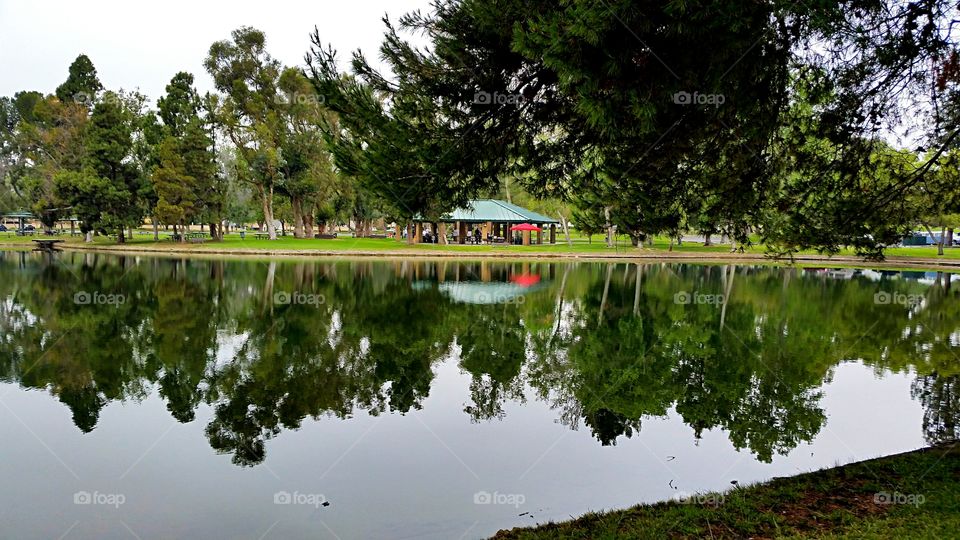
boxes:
[510,223,540,231]
[510,274,541,287]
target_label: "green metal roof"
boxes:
[427,199,558,224]
[2,211,35,218]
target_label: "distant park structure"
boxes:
[411,199,559,245]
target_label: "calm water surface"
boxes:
[0,251,957,539]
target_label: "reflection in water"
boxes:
[0,252,958,467]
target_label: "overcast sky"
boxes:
[0,0,432,103]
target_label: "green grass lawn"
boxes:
[491,444,960,540]
[3,230,960,260]
[0,230,642,253]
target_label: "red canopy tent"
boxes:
[509,222,541,246]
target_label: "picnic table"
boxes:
[32,239,64,251]
[186,232,208,244]
[254,233,271,240]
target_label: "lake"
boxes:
[0,251,956,539]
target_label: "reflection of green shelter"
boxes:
[437,281,542,304]
[412,199,560,245]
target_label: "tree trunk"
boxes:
[922,223,942,255]
[291,196,305,238]
[558,213,572,247]
[948,228,955,249]
[209,222,219,242]
[304,213,314,238]
[704,233,712,246]
[258,185,276,240]
[84,231,93,243]
[152,218,159,241]
[117,228,126,244]
[604,206,614,248]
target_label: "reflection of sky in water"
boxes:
[0,363,924,540]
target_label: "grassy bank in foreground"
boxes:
[493,444,959,540]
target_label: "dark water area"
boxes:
[0,251,957,539]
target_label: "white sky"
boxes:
[0,0,432,104]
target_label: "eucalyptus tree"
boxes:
[274,67,337,238]
[204,27,284,240]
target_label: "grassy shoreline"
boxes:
[492,443,959,539]
[4,233,960,271]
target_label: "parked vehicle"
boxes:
[0,224,7,232]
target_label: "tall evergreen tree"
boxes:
[152,73,218,240]
[55,54,103,106]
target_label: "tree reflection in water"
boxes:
[0,251,957,466]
